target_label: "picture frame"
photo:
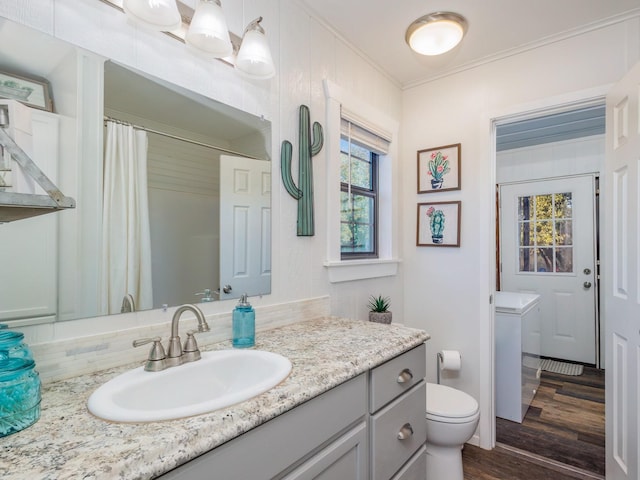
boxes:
[0,71,52,112]
[417,201,461,247]
[417,143,461,193]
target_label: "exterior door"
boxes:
[219,155,271,300]
[604,62,640,480]
[500,175,597,363]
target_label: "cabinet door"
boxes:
[281,422,368,480]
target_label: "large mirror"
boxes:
[0,18,272,326]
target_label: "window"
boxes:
[518,191,573,273]
[340,138,378,258]
[323,79,400,282]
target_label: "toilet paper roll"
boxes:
[439,350,461,371]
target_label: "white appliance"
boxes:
[495,291,541,423]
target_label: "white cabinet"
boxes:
[495,291,541,423]
[0,100,59,325]
[157,344,428,480]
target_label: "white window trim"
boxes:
[323,79,401,283]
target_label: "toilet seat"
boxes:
[426,382,479,424]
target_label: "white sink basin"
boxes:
[88,349,292,422]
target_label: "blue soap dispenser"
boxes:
[232,293,255,348]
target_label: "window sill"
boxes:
[323,258,401,283]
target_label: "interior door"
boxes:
[604,61,640,480]
[500,175,597,363]
[219,155,271,300]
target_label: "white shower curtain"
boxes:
[100,121,153,314]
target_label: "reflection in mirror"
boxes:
[0,18,272,326]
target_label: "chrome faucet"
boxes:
[166,304,210,367]
[133,304,210,372]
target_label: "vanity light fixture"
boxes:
[103,0,275,79]
[122,0,182,31]
[405,12,468,56]
[235,17,276,80]
[185,0,233,58]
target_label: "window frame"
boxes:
[323,79,400,283]
[340,139,379,259]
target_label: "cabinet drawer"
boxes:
[370,344,426,413]
[371,382,426,480]
[391,445,426,480]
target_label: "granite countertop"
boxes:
[1,317,429,480]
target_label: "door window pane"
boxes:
[536,248,553,272]
[555,247,573,273]
[555,220,573,245]
[518,196,533,221]
[516,191,573,274]
[519,223,534,247]
[519,248,535,272]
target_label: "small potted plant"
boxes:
[368,295,392,324]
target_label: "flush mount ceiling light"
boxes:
[122,0,182,31]
[405,12,468,56]
[235,17,276,80]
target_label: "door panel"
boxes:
[219,155,271,300]
[500,176,597,363]
[604,61,640,480]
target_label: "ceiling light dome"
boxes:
[405,12,468,56]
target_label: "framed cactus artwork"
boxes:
[417,201,461,247]
[417,143,461,193]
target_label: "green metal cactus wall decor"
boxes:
[281,105,324,236]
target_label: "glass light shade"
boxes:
[405,13,467,56]
[186,0,233,58]
[235,19,275,80]
[123,0,182,31]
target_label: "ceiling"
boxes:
[298,0,640,88]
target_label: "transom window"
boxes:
[518,192,573,273]
[340,137,378,258]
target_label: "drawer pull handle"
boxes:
[397,369,413,383]
[397,423,414,440]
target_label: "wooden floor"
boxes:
[462,443,600,480]
[492,366,605,476]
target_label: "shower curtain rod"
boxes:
[103,115,262,160]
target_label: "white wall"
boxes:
[496,135,604,184]
[401,17,640,447]
[0,0,403,342]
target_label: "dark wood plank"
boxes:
[462,444,587,480]
[495,368,605,476]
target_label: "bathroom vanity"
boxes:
[0,317,428,479]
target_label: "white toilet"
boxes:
[425,382,480,480]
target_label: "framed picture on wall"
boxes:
[0,71,52,112]
[417,201,461,247]
[417,143,461,193]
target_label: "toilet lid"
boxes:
[426,383,479,421]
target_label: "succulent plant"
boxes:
[368,294,391,313]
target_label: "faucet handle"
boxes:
[182,331,202,363]
[133,337,167,371]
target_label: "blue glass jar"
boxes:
[0,331,33,361]
[232,294,255,348]
[0,358,41,437]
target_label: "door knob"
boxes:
[584,281,592,289]
[222,285,232,294]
